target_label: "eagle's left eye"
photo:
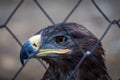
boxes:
[54,36,67,45]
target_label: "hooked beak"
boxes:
[20,34,70,66]
[20,40,36,66]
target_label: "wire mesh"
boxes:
[0,0,120,80]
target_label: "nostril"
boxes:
[33,43,37,47]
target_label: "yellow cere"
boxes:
[36,49,71,56]
[29,35,41,50]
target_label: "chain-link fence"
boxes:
[0,0,120,80]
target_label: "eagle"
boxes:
[20,23,108,80]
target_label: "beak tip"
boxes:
[20,52,25,66]
[20,45,28,66]
[20,56,24,66]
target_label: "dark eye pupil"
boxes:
[55,36,67,45]
[33,43,37,47]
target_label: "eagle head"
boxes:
[20,23,108,80]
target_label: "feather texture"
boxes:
[39,23,108,80]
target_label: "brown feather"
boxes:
[41,23,108,80]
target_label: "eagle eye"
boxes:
[54,36,67,45]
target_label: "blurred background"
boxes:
[0,0,120,80]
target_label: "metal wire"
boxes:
[91,0,111,23]
[67,21,114,80]
[0,0,120,80]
